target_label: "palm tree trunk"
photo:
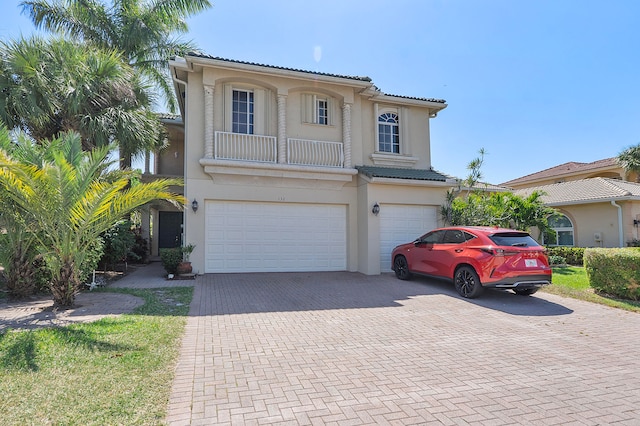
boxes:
[50,258,81,308]
[5,245,37,298]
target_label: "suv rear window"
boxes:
[489,232,540,247]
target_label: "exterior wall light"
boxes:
[191,199,199,213]
[372,202,380,216]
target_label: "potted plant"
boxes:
[160,247,182,277]
[177,244,195,274]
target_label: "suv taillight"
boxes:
[481,248,505,256]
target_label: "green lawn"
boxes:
[544,266,640,312]
[0,286,193,426]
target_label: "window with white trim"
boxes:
[545,214,574,246]
[302,93,333,125]
[378,112,399,153]
[232,89,254,134]
[317,98,328,125]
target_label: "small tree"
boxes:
[0,129,185,307]
[617,143,640,182]
[441,149,557,237]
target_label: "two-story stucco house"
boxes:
[145,54,455,275]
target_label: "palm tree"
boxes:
[0,36,166,164]
[617,144,640,182]
[21,0,211,113]
[0,129,185,307]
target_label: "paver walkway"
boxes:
[163,271,640,425]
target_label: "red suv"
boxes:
[391,226,552,298]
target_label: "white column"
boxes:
[277,94,287,164]
[342,103,352,168]
[204,85,215,159]
[373,102,379,153]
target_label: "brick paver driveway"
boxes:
[167,272,640,425]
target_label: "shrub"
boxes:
[128,229,148,263]
[80,237,104,283]
[548,255,566,265]
[160,247,182,275]
[545,246,584,265]
[584,248,640,300]
[100,221,136,270]
[627,239,640,247]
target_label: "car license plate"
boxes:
[525,259,537,267]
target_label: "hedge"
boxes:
[545,246,585,265]
[584,248,640,301]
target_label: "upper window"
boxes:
[302,94,332,125]
[378,112,399,153]
[232,89,254,134]
[545,214,574,246]
[317,98,328,125]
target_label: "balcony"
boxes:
[202,132,356,189]
[214,132,344,168]
[215,132,277,163]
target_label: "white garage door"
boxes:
[379,205,438,272]
[205,201,347,273]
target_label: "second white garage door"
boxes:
[205,201,347,273]
[379,205,438,272]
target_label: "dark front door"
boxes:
[158,211,183,250]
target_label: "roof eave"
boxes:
[360,174,456,187]
[502,161,621,186]
[368,92,447,111]
[544,196,640,206]
[181,54,374,89]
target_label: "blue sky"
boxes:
[1,0,639,184]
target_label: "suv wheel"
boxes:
[454,266,484,298]
[393,256,411,280]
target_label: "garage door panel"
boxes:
[206,201,347,273]
[380,205,438,272]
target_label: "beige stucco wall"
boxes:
[185,178,359,275]
[356,178,449,274]
[176,60,446,275]
[356,102,432,169]
[156,123,185,176]
[558,202,633,247]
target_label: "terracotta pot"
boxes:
[176,261,192,274]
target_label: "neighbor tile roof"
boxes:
[501,158,619,186]
[185,53,446,104]
[356,166,451,182]
[514,177,640,205]
[157,113,182,121]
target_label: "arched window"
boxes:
[378,112,399,153]
[545,214,574,246]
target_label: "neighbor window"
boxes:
[232,89,254,134]
[545,214,574,246]
[378,112,399,153]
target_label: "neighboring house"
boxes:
[503,157,640,248]
[501,157,637,189]
[145,54,454,275]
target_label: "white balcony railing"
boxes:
[215,131,277,163]
[214,132,344,168]
[287,138,344,168]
